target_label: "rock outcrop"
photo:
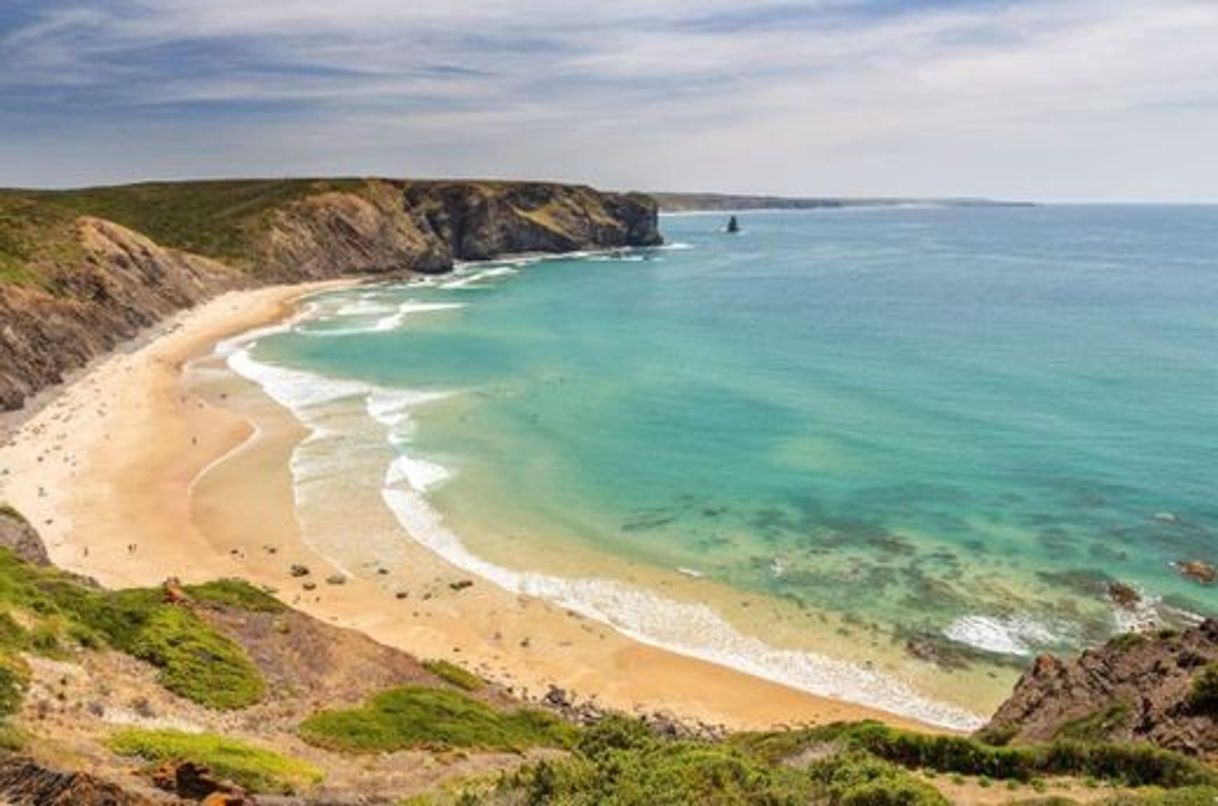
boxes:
[0,506,50,566]
[0,218,241,410]
[404,181,661,261]
[0,755,163,805]
[0,179,661,412]
[982,620,1218,757]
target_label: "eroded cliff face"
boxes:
[982,620,1218,757]
[403,181,662,261]
[0,218,241,410]
[0,180,661,412]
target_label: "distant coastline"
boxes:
[651,191,1035,213]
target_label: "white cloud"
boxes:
[1,0,1216,199]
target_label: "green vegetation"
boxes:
[184,579,286,613]
[0,194,82,289]
[0,546,266,710]
[1056,702,1132,742]
[0,650,30,717]
[0,179,372,290]
[809,751,948,805]
[299,686,574,753]
[13,179,364,267]
[423,659,486,691]
[1187,662,1218,715]
[503,716,818,805]
[733,722,1218,790]
[127,605,265,709]
[1108,787,1218,805]
[107,728,322,795]
[1107,633,1149,651]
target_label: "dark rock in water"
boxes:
[1174,560,1216,584]
[0,505,49,566]
[1107,581,1142,608]
[726,215,740,233]
[981,619,1218,756]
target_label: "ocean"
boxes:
[220,205,1218,728]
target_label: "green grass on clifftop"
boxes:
[107,728,323,794]
[24,179,365,266]
[299,685,575,753]
[0,179,367,283]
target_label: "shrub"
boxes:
[128,606,265,709]
[1055,703,1132,742]
[107,728,322,794]
[0,722,27,751]
[423,659,485,692]
[184,579,286,613]
[507,730,815,805]
[809,752,948,805]
[299,686,575,753]
[0,652,29,717]
[744,721,1217,790]
[0,548,267,710]
[1187,663,1218,715]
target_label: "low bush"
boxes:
[107,728,322,794]
[0,547,267,710]
[423,659,485,692]
[734,722,1217,790]
[809,751,948,805]
[834,723,1216,789]
[0,651,29,717]
[1055,703,1132,742]
[128,606,265,709]
[1187,663,1218,715]
[299,686,575,753]
[505,718,816,805]
[184,579,286,613]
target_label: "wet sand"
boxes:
[0,278,946,733]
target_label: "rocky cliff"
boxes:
[982,621,1218,758]
[0,179,661,411]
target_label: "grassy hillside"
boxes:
[0,179,366,276]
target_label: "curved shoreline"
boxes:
[0,277,964,734]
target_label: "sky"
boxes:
[2,0,1217,201]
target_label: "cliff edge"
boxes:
[982,621,1218,758]
[0,178,661,411]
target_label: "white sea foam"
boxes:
[227,349,370,411]
[942,615,1058,656]
[386,455,451,492]
[439,265,521,289]
[222,289,987,732]
[380,475,984,729]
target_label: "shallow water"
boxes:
[228,206,1218,726]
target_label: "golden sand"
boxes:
[0,280,943,733]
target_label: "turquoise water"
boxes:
[236,206,1217,723]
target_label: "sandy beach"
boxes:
[0,278,940,734]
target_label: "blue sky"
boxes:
[2,0,1217,200]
